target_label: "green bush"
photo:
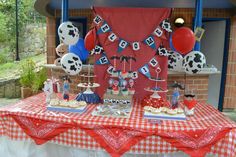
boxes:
[19,59,36,88]
[0,12,7,42]
[32,67,47,93]
[0,47,11,64]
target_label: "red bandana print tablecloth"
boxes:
[0,93,236,157]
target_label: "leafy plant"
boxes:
[19,59,36,88]
[32,67,47,93]
[0,47,11,64]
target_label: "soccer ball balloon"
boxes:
[61,53,82,75]
[183,51,206,74]
[58,21,79,45]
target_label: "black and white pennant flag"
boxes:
[153,26,163,37]
[108,33,118,42]
[93,15,103,25]
[97,21,111,34]
[132,42,140,51]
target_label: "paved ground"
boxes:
[223,111,236,122]
[0,98,20,107]
[0,98,235,122]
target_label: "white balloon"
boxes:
[183,51,206,74]
[61,53,82,75]
[56,43,68,57]
[168,51,183,71]
[58,21,80,45]
[54,58,61,66]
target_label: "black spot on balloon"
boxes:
[68,60,73,64]
[70,65,77,71]
[186,56,190,62]
[192,69,199,73]
[169,57,176,64]
[189,61,193,67]
[62,64,66,69]
[194,53,202,63]
[61,36,65,40]
[168,64,174,69]
[59,29,63,34]
[73,57,78,61]
[67,25,73,28]
[197,64,201,68]
[68,30,75,37]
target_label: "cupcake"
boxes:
[177,107,184,114]
[151,107,161,114]
[49,99,60,106]
[128,71,133,78]
[121,88,129,96]
[160,107,168,113]
[112,88,119,95]
[121,71,128,78]
[166,108,178,115]
[128,88,135,95]
[106,87,113,94]
[112,70,120,77]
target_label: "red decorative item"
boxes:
[184,98,197,110]
[84,28,96,51]
[172,27,196,55]
[142,96,170,108]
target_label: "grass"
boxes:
[0,53,46,79]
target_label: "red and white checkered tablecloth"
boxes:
[0,93,236,156]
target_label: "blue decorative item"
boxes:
[170,81,185,109]
[169,33,176,51]
[69,38,89,61]
[97,21,111,34]
[95,54,110,65]
[76,93,101,104]
[138,64,151,78]
[143,35,156,50]
[118,39,129,53]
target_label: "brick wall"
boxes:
[167,75,209,102]
[224,15,236,109]
[46,8,236,109]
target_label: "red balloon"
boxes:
[172,27,195,55]
[84,28,96,51]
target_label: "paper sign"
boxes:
[93,15,103,25]
[132,42,140,51]
[108,33,118,42]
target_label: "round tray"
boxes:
[144,87,168,99]
[149,78,166,82]
[144,87,168,93]
[80,74,97,78]
[77,83,100,88]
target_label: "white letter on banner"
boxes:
[100,56,108,64]
[119,40,128,49]
[132,42,140,51]
[145,37,154,46]
[108,33,117,42]
[94,15,102,25]
[101,24,110,33]
[107,66,115,74]
[154,27,163,37]
[149,58,158,67]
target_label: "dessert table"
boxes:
[0,93,236,157]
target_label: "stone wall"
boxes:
[0,77,21,98]
[19,24,46,59]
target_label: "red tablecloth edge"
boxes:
[157,128,232,157]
